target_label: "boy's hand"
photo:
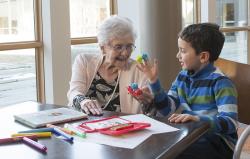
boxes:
[137,59,159,83]
[135,86,154,105]
[168,113,200,123]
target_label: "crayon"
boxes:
[64,123,86,138]
[22,137,47,153]
[53,128,74,141]
[46,124,74,135]
[11,132,52,138]
[18,128,54,133]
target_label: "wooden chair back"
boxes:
[215,58,250,124]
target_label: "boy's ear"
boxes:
[199,51,210,63]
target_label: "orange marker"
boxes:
[11,132,52,138]
[46,124,74,135]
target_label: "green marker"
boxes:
[64,123,86,138]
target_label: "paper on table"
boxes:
[75,114,179,149]
[122,114,179,134]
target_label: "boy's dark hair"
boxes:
[178,23,225,62]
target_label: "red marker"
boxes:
[0,135,37,144]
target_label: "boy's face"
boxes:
[177,38,207,72]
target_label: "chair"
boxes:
[233,125,250,159]
[215,58,250,124]
[215,58,250,159]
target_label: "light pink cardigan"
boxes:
[67,53,148,114]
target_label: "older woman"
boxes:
[67,16,148,115]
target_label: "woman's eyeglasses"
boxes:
[108,44,136,53]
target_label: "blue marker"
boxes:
[18,128,54,133]
[53,127,74,141]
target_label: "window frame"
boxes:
[0,0,117,104]
[70,0,117,45]
[0,0,45,103]
[195,0,250,64]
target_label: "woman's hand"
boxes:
[80,99,103,115]
[168,113,200,123]
[136,59,159,83]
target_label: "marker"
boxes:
[22,137,47,153]
[46,124,74,135]
[64,124,86,138]
[0,135,37,144]
[18,128,54,133]
[12,132,52,138]
[53,128,74,141]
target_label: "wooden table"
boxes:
[0,101,209,159]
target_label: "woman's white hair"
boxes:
[97,15,137,46]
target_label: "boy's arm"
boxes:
[198,77,238,134]
[149,79,180,116]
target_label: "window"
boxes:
[0,0,43,107]
[70,0,111,38]
[0,49,36,108]
[221,31,247,63]
[215,0,248,27]
[71,43,100,63]
[182,0,250,64]
[0,0,35,43]
[69,0,114,62]
[0,0,115,107]
[182,0,196,27]
[215,0,249,63]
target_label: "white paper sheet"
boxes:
[75,114,179,149]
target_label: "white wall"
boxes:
[116,0,141,59]
[42,0,71,106]
[200,0,216,22]
[118,0,182,88]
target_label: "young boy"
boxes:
[137,23,238,159]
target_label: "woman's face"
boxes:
[102,36,135,69]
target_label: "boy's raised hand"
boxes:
[136,58,159,83]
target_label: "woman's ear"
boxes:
[100,45,104,51]
[199,51,210,63]
[100,45,106,55]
